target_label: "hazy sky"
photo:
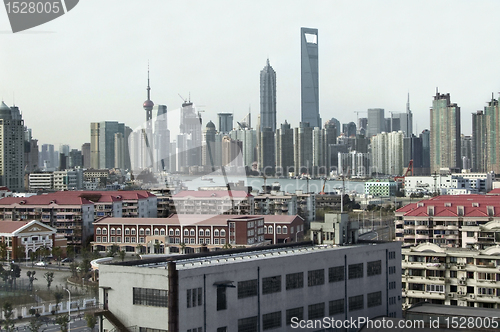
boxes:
[1,0,500,149]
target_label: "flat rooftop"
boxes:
[107,241,391,270]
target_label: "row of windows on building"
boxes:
[95,228,228,237]
[95,236,228,246]
[235,292,382,332]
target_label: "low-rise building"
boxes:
[91,214,304,254]
[365,179,397,197]
[172,190,254,215]
[98,241,402,332]
[402,243,500,310]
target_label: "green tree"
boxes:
[106,244,119,257]
[69,262,78,278]
[29,251,36,266]
[26,270,37,291]
[79,258,91,277]
[136,244,145,254]
[26,316,43,332]
[118,250,126,262]
[44,271,54,289]
[2,302,15,332]
[179,242,186,254]
[85,312,97,331]
[154,242,161,254]
[67,245,75,260]
[54,291,64,314]
[55,314,69,332]
[52,246,62,265]
[14,245,24,262]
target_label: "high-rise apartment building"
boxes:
[367,108,385,137]
[82,143,91,169]
[259,127,275,174]
[472,110,486,172]
[294,122,313,176]
[481,95,500,173]
[371,131,404,176]
[0,102,25,192]
[260,59,276,132]
[217,113,234,134]
[90,123,100,169]
[300,27,321,128]
[230,128,256,168]
[202,121,217,170]
[430,90,461,173]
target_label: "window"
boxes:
[286,272,303,290]
[102,229,107,235]
[191,229,196,236]
[145,229,150,236]
[169,229,174,236]
[367,291,382,307]
[110,229,115,235]
[131,237,136,243]
[308,269,324,287]
[175,229,180,236]
[238,279,258,299]
[220,230,226,237]
[133,288,167,307]
[139,229,144,235]
[131,229,136,235]
[214,239,219,245]
[217,286,227,311]
[205,230,210,236]
[389,266,396,274]
[96,236,101,242]
[139,328,167,332]
[349,294,364,311]
[220,239,226,245]
[276,226,281,234]
[389,251,396,259]
[96,228,101,235]
[125,237,130,243]
[268,226,273,234]
[116,229,121,235]
[262,276,281,294]
[125,229,130,235]
[282,226,288,234]
[329,299,344,315]
[160,229,165,236]
[102,237,107,242]
[367,260,382,276]
[184,229,189,236]
[217,328,227,332]
[110,236,115,242]
[186,287,202,308]
[348,263,363,279]
[263,311,281,330]
[329,266,344,283]
[214,229,219,237]
[154,229,159,236]
[286,307,303,325]
[199,229,204,236]
[308,302,325,320]
[238,316,258,332]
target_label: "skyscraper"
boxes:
[275,121,294,177]
[154,105,170,172]
[0,102,25,191]
[472,110,486,172]
[301,27,321,128]
[430,90,461,173]
[367,108,385,137]
[217,113,234,134]
[260,59,276,132]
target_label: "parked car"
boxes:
[61,258,73,263]
[34,261,47,267]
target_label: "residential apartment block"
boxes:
[172,190,254,215]
[402,243,500,309]
[98,241,401,332]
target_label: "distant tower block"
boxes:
[301,27,321,128]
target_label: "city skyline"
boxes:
[2,1,500,147]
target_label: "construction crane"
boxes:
[394,160,414,185]
[319,177,327,195]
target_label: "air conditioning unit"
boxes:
[449,293,455,298]
[469,294,475,299]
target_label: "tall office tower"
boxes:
[342,122,357,137]
[430,90,461,174]
[358,117,368,133]
[420,129,431,173]
[294,122,313,176]
[482,94,500,173]
[124,126,132,171]
[367,108,385,137]
[461,135,472,170]
[230,128,256,168]
[472,110,486,172]
[326,117,341,135]
[312,126,323,176]
[260,59,276,132]
[221,136,242,168]
[40,143,55,169]
[114,133,126,169]
[322,122,337,172]
[402,93,413,137]
[275,121,294,176]
[81,143,91,169]
[218,113,234,134]
[128,130,142,171]
[301,27,321,128]
[68,149,83,168]
[59,144,70,157]
[154,105,170,172]
[203,121,217,170]
[93,121,126,169]
[371,131,404,176]
[90,123,100,169]
[259,127,275,175]
[0,102,25,191]
[23,128,38,173]
[403,135,422,170]
[180,101,202,167]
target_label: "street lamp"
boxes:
[64,288,71,332]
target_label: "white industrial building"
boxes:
[98,241,402,332]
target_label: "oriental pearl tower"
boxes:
[143,66,154,123]
[142,66,154,169]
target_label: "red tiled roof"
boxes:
[0,195,93,206]
[173,190,251,198]
[397,195,500,217]
[0,221,29,233]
